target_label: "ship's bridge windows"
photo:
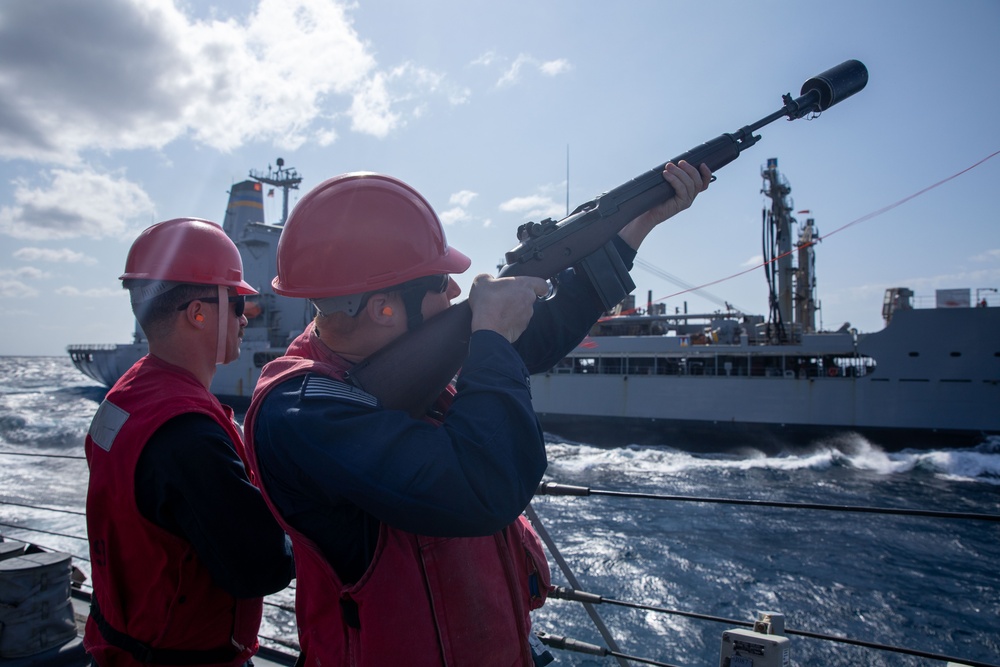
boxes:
[555,353,876,378]
[832,355,877,377]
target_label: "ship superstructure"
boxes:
[529,160,1000,452]
[68,160,311,406]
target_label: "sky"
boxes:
[1,0,999,356]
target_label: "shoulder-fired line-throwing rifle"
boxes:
[346,60,869,417]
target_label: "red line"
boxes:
[657,150,1000,302]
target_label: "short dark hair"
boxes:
[123,280,216,340]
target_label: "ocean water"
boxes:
[1,356,998,667]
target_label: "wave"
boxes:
[544,434,1000,485]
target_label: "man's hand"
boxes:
[469,274,550,343]
[618,160,711,250]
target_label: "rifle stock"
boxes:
[347,60,868,417]
[346,301,473,417]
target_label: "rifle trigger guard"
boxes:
[539,279,558,301]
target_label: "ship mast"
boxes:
[761,158,818,341]
[249,157,302,225]
[795,214,819,332]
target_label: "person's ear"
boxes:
[367,294,397,325]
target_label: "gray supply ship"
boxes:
[67,160,313,408]
[530,159,1000,452]
[67,159,1000,451]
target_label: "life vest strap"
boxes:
[90,597,242,665]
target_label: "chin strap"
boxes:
[400,285,426,332]
[215,284,227,365]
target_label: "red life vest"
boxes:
[84,355,262,667]
[243,326,551,667]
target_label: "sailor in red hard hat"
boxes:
[243,163,709,666]
[84,218,294,667]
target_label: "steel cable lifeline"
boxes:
[0,526,295,604]
[4,454,998,662]
[0,450,86,460]
[524,502,632,667]
[3,499,87,516]
[2,527,299,662]
[533,480,1000,666]
[535,631,683,667]
[0,498,305,590]
[547,586,1000,667]
[8,452,998,521]
[0,501,300,617]
[527,502,731,667]
[0,520,88,542]
[1,526,297,637]
[536,481,1000,522]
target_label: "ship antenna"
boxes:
[249,157,303,225]
[566,144,570,216]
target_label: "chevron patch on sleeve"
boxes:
[301,375,379,408]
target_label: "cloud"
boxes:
[349,71,401,138]
[347,63,469,136]
[472,51,572,88]
[55,286,121,298]
[971,248,1000,263]
[838,265,1000,310]
[0,266,50,281]
[0,280,39,298]
[438,191,479,226]
[539,59,571,76]
[0,0,459,163]
[439,207,469,226]
[470,52,498,67]
[741,255,764,267]
[0,168,155,240]
[449,190,478,207]
[499,194,563,221]
[14,247,97,264]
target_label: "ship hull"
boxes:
[533,392,993,454]
[67,341,283,411]
[530,307,1000,453]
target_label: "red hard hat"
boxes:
[120,218,257,294]
[272,172,471,298]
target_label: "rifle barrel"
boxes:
[347,59,868,416]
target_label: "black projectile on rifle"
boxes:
[346,60,869,417]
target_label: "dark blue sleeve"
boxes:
[514,236,638,373]
[136,413,294,598]
[253,330,546,541]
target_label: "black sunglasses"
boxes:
[401,274,449,295]
[351,274,449,318]
[177,295,246,318]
